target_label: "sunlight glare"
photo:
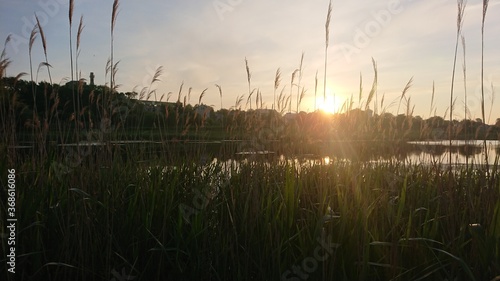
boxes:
[316,90,342,114]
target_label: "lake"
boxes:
[225,139,500,166]
[9,139,500,166]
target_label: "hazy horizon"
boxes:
[1,0,499,123]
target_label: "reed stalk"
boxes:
[111,0,119,91]
[481,0,489,171]
[35,14,57,146]
[69,0,79,145]
[449,0,466,168]
[461,35,469,168]
[314,70,318,111]
[289,69,298,113]
[76,15,84,132]
[216,84,224,131]
[323,0,332,104]
[28,25,37,158]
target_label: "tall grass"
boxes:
[68,0,79,145]
[111,0,119,92]
[481,0,490,172]
[462,35,469,168]
[76,15,84,135]
[28,25,38,162]
[449,0,466,168]
[2,156,499,280]
[289,68,298,113]
[323,0,332,104]
[296,52,304,113]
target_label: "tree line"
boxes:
[1,77,499,144]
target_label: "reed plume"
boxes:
[150,66,163,104]
[365,58,377,111]
[274,68,281,111]
[76,15,84,75]
[215,84,223,110]
[216,84,224,128]
[110,0,119,92]
[150,65,163,85]
[35,14,52,84]
[29,25,37,92]
[245,57,252,109]
[256,89,262,109]
[235,94,244,110]
[177,82,184,103]
[314,71,318,111]
[0,35,11,63]
[396,77,413,116]
[297,52,304,113]
[199,88,207,105]
[28,25,38,159]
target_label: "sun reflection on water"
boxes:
[323,156,331,165]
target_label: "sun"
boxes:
[316,93,341,114]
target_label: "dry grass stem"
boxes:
[323,0,332,102]
[69,0,74,26]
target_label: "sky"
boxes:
[1,0,499,123]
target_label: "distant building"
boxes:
[136,100,175,112]
[194,104,214,118]
[64,80,86,88]
[284,112,296,121]
[254,109,277,116]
